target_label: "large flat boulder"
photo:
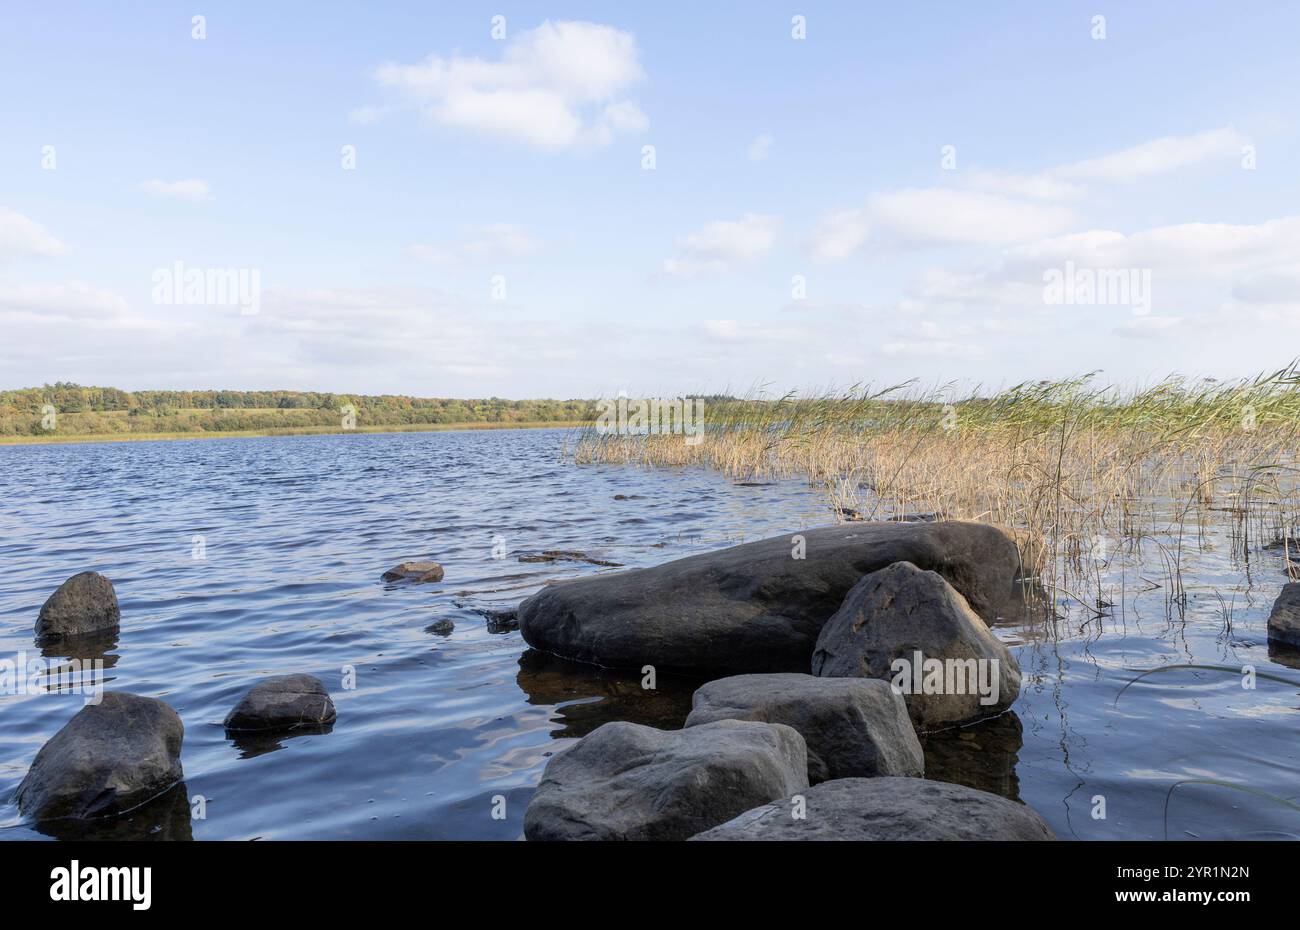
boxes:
[812,561,1020,729]
[16,692,184,822]
[1267,583,1300,648]
[518,521,1021,673]
[35,571,120,640]
[523,719,808,841]
[684,673,923,782]
[690,777,1055,840]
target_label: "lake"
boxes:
[1,428,1297,840]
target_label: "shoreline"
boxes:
[0,419,590,447]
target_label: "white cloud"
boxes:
[1056,126,1247,182]
[968,171,1085,201]
[140,179,212,201]
[1115,315,1184,337]
[664,213,779,276]
[808,188,1075,258]
[1006,217,1300,273]
[369,20,647,150]
[698,318,801,342]
[0,210,65,261]
[408,224,540,265]
[871,189,1077,247]
[746,133,774,162]
[880,339,983,358]
[807,209,870,262]
[962,126,1250,207]
[0,282,129,318]
[1232,266,1300,304]
[882,215,1300,342]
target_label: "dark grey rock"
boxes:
[425,618,455,636]
[523,719,808,841]
[691,776,1055,840]
[812,561,1020,730]
[223,674,337,732]
[1267,583,1300,648]
[476,607,519,633]
[382,561,444,583]
[35,571,120,640]
[519,521,1021,673]
[684,673,923,782]
[15,692,184,822]
[518,550,621,567]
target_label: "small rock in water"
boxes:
[425,618,455,636]
[35,571,121,640]
[476,607,519,633]
[684,673,923,783]
[523,719,808,841]
[224,674,337,732]
[16,692,184,822]
[812,561,1021,730]
[690,777,1055,841]
[1267,583,1300,648]
[381,561,444,583]
[518,550,622,568]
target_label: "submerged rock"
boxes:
[812,561,1020,730]
[381,561,444,583]
[920,711,1026,799]
[16,692,184,822]
[223,674,337,732]
[425,618,455,636]
[690,776,1055,841]
[515,649,697,740]
[518,521,1021,673]
[684,673,923,782]
[35,571,120,640]
[1267,583,1300,648]
[518,550,622,568]
[523,719,808,841]
[473,606,519,633]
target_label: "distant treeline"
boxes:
[0,383,602,437]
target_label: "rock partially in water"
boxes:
[523,719,808,841]
[684,673,923,783]
[35,571,120,640]
[473,606,519,633]
[518,521,1021,673]
[690,776,1055,841]
[425,618,455,636]
[223,674,337,732]
[16,692,184,823]
[1267,583,1300,648]
[31,782,194,841]
[812,561,1020,730]
[517,550,622,568]
[381,561,444,583]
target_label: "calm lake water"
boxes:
[1,428,1297,840]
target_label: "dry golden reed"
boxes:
[568,366,1300,600]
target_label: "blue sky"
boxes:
[2,1,1299,397]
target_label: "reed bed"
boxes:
[569,366,1300,604]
